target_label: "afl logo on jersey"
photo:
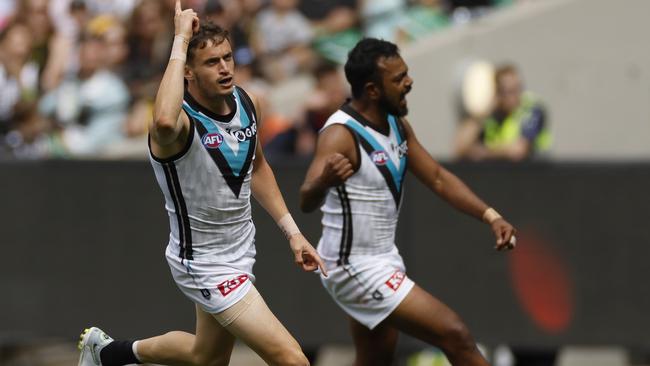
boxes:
[202,133,223,148]
[371,150,389,166]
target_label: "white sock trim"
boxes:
[132,340,142,362]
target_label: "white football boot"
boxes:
[77,327,114,366]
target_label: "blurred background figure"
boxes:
[263,60,348,158]
[252,0,316,82]
[455,63,550,162]
[0,20,45,158]
[38,34,129,157]
[300,0,360,64]
[395,0,449,44]
[359,0,406,43]
[123,0,173,103]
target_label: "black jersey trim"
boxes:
[235,86,258,124]
[184,88,237,122]
[162,163,193,260]
[341,103,390,137]
[336,184,353,266]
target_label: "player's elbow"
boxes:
[151,115,180,142]
[152,115,177,133]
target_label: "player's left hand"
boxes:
[289,234,328,277]
[491,218,517,251]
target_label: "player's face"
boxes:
[187,39,235,97]
[376,56,413,117]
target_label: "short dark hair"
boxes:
[344,38,400,98]
[495,64,519,84]
[187,21,230,64]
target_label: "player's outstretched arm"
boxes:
[150,1,198,147]
[403,119,517,251]
[249,96,327,276]
[299,125,357,213]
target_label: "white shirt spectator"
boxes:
[256,7,313,54]
[0,62,39,124]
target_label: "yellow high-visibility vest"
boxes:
[483,93,551,152]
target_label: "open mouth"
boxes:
[218,77,233,87]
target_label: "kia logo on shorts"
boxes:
[217,274,249,296]
[371,150,389,166]
[202,133,223,148]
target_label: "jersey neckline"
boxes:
[341,103,391,137]
[183,88,237,123]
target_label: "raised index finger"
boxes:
[175,0,182,14]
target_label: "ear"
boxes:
[364,81,381,101]
[184,65,194,81]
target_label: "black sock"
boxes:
[99,340,142,366]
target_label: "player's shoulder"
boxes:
[320,109,353,131]
[317,122,357,157]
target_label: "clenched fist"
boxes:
[320,153,354,187]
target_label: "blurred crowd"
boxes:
[0,0,515,160]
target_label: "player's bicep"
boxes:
[304,124,356,183]
[252,137,269,173]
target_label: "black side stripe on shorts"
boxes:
[336,185,353,266]
[162,163,193,260]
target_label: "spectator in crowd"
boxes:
[204,0,256,69]
[252,0,316,82]
[38,34,130,157]
[299,0,361,64]
[86,15,150,147]
[0,20,45,157]
[359,0,407,43]
[41,0,91,91]
[264,60,349,158]
[14,0,54,71]
[0,0,516,160]
[455,64,550,162]
[86,15,129,75]
[300,0,358,34]
[395,0,449,44]
[124,0,173,101]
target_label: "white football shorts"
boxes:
[320,248,415,330]
[165,244,256,314]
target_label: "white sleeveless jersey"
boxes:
[318,104,408,264]
[149,86,258,263]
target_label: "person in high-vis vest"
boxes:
[455,64,550,162]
